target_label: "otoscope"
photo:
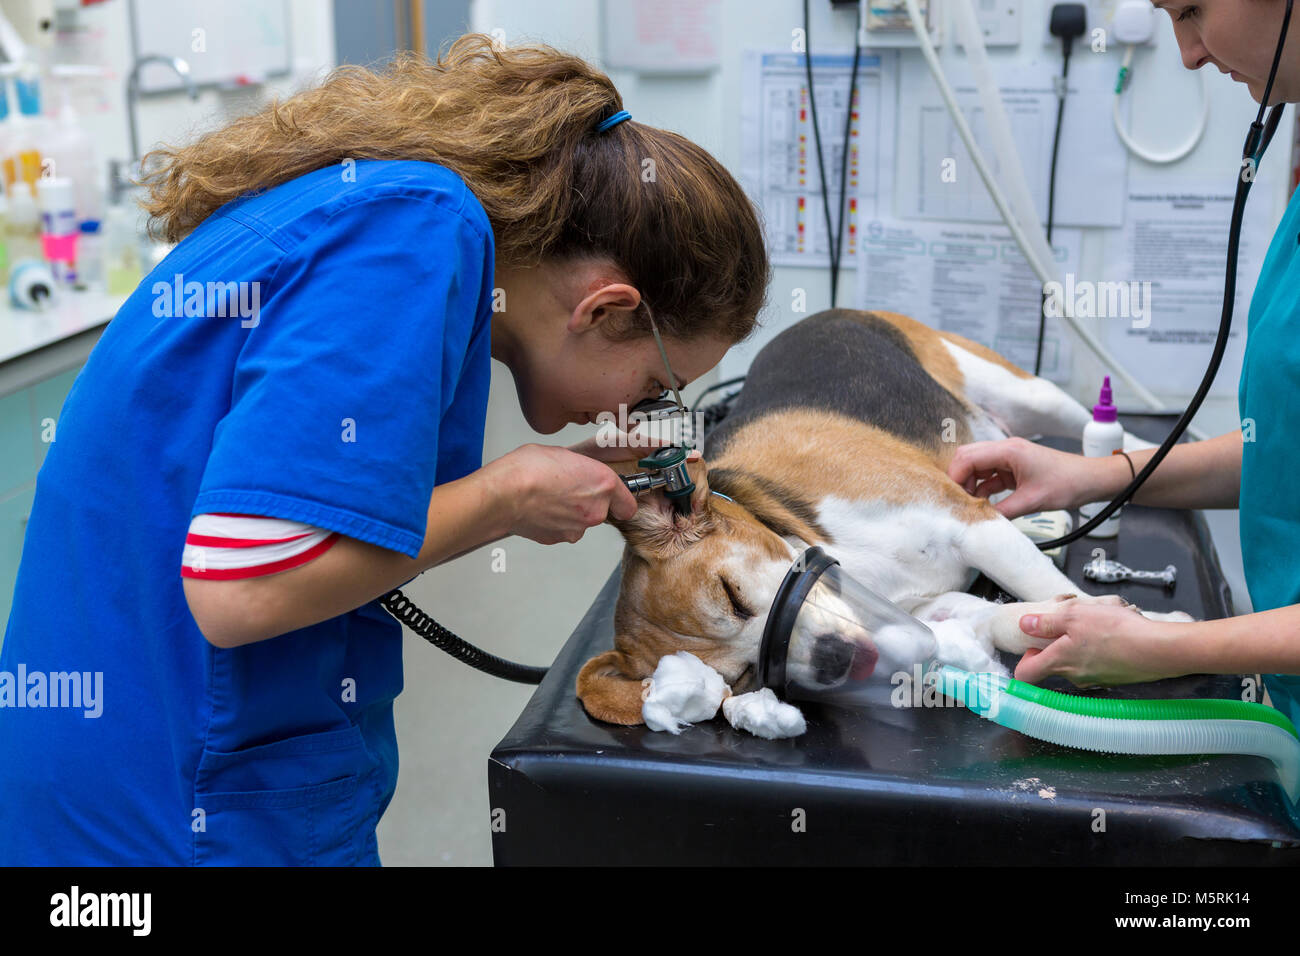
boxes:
[620,444,696,516]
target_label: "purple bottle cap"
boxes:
[1093,375,1118,423]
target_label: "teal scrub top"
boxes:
[1238,181,1300,731]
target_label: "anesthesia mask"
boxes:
[757,546,938,707]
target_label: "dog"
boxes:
[577,309,1191,727]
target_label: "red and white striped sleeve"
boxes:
[181,513,341,580]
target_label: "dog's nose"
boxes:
[810,635,855,684]
[809,634,879,684]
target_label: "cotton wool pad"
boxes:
[722,688,807,739]
[641,651,731,734]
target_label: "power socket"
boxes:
[860,0,943,48]
[1040,0,1155,48]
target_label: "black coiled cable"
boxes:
[376,378,748,686]
[379,588,548,684]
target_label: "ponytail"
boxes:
[140,34,769,342]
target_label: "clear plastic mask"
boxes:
[759,548,938,706]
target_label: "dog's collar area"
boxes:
[710,490,734,502]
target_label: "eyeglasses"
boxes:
[638,303,694,448]
[644,303,686,416]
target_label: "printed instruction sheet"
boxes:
[741,49,898,267]
[854,217,1080,381]
[1100,171,1278,396]
[894,51,1127,229]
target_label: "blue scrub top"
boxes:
[0,160,495,864]
[1239,182,1300,732]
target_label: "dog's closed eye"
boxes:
[720,577,753,619]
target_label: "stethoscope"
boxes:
[1035,0,1294,550]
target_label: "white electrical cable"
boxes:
[1112,45,1211,164]
[902,0,1201,434]
[903,0,1053,282]
[949,0,1057,277]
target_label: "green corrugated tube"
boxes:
[937,664,1300,801]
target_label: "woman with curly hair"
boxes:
[0,35,769,865]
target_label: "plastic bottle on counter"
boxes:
[4,73,47,197]
[0,190,9,288]
[104,204,143,295]
[42,86,102,226]
[0,80,11,199]
[37,176,77,287]
[76,218,103,290]
[1078,375,1125,538]
[6,184,40,263]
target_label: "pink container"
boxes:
[41,232,77,263]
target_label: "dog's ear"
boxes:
[576,650,648,725]
[607,455,717,558]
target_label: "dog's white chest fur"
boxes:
[812,496,976,613]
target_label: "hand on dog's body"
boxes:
[949,430,1245,517]
[947,437,1097,518]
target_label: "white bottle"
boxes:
[1078,375,1125,538]
[37,176,77,286]
[76,219,104,290]
[42,86,102,226]
[0,190,9,287]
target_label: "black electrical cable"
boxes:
[803,0,838,305]
[1034,42,1071,376]
[803,0,861,307]
[833,41,863,306]
[691,375,747,413]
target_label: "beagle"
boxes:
[577,309,1191,727]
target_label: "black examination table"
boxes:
[488,414,1300,865]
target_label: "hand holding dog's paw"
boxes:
[1014,601,1190,686]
